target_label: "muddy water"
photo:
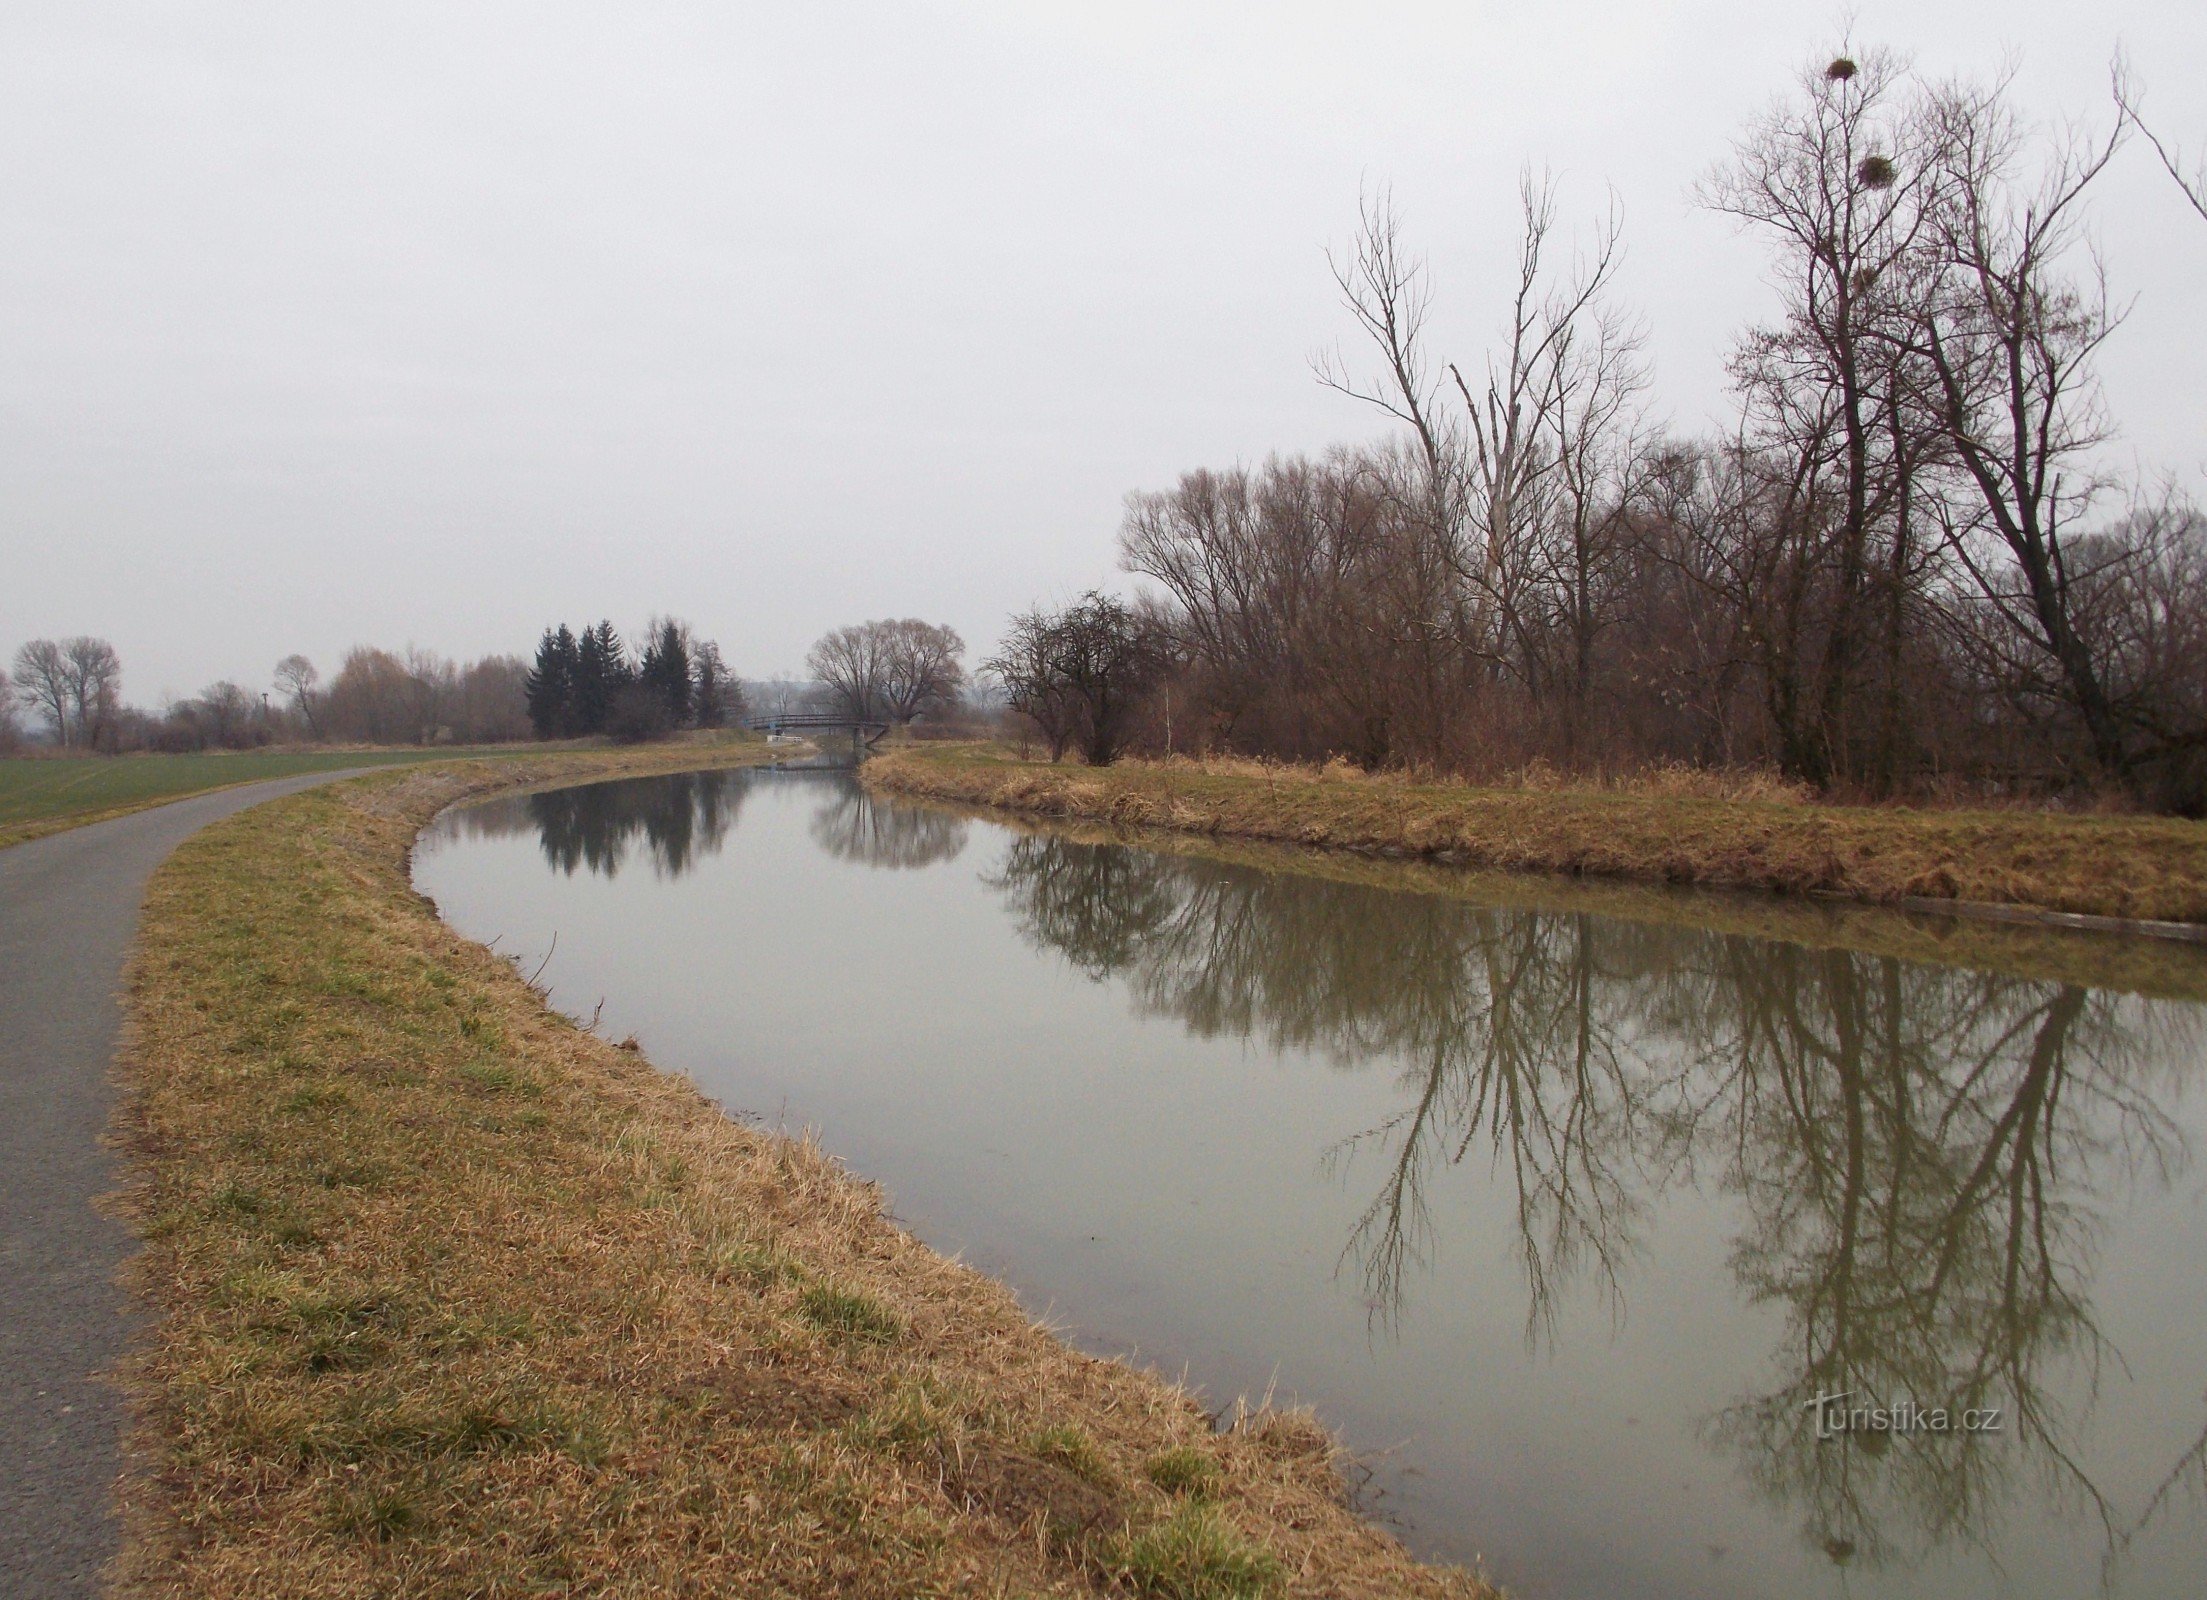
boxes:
[413,766,2207,1600]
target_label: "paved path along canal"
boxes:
[0,775,354,1599]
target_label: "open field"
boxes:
[864,745,2207,930]
[111,750,1479,1599]
[0,735,782,850]
[0,748,534,850]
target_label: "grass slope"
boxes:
[113,751,1482,1599]
[864,746,2207,929]
[0,747,535,850]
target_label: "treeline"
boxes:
[524,619,739,742]
[0,613,748,755]
[1011,40,2207,812]
[298,649,534,747]
[1,636,538,753]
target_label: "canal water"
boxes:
[412,766,2207,1600]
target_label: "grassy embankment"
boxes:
[865,744,2207,936]
[114,747,1483,1599]
[0,746,541,850]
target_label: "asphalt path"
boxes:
[0,774,357,1598]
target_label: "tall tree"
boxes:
[989,592,1170,765]
[192,682,260,749]
[691,640,740,728]
[807,623,888,723]
[1318,176,1650,757]
[876,619,966,727]
[322,647,418,744]
[1913,78,2136,785]
[274,654,322,738]
[525,626,578,739]
[1700,46,1941,787]
[59,637,122,750]
[639,619,693,726]
[987,608,1081,761]
[12,640,72,745]
[572,621,627,736]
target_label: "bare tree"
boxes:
[1315,187,1460,524]
[690,640,743,728]
[1317,174,1651,747]
[12,640,71,744]
[0,665,18,752]
[806,623,888,723]
[48,637,123,750]
[454,655,531,742]
[404,648,458,741]
[1523,205,1651,757]
[192,682,261,748]
[757,676,802,724]
[1450,173,1632,689]
[875,619,966,728]
[274,654,322,738]
[1122,448,1464,767]
[991,592,1170,765]
[323,647,419,744]
[1914,77,2135,783]
[986,606,1083,761]
[1700,46,1944,786]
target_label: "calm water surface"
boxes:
[413,767,2207,1600]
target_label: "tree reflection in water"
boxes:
[808,786,970,870]
[448,773,971,878]
[443,771,754,878]
[984,830,2207,1579]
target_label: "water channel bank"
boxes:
[111,754,1480,1599]
[862,746,2207,933]
[416,765,2207,1600]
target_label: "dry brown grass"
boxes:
[111,751,1487,1599]
[865,745,2207,929]
[1148,751,1817,806]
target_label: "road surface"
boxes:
[0,774,355,1598]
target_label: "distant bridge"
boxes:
[743,709,891,747]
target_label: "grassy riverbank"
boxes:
[113,749,1482,1598]
[864,746,2207,930]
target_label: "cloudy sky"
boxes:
[3,2,2202,703]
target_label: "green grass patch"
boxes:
[1034,1424,1116,1487]
[798,1283,904,1344]
[1110,1504,1282,1599]
[1145,1445,1221,1499]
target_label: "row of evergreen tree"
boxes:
[524,619,735,740]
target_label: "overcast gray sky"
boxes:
[3,2,2202,703]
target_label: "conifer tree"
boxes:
[572,621,627,735]
[525,625,578,738]
[640,619,693,725]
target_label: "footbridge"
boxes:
[743,710,891,749]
